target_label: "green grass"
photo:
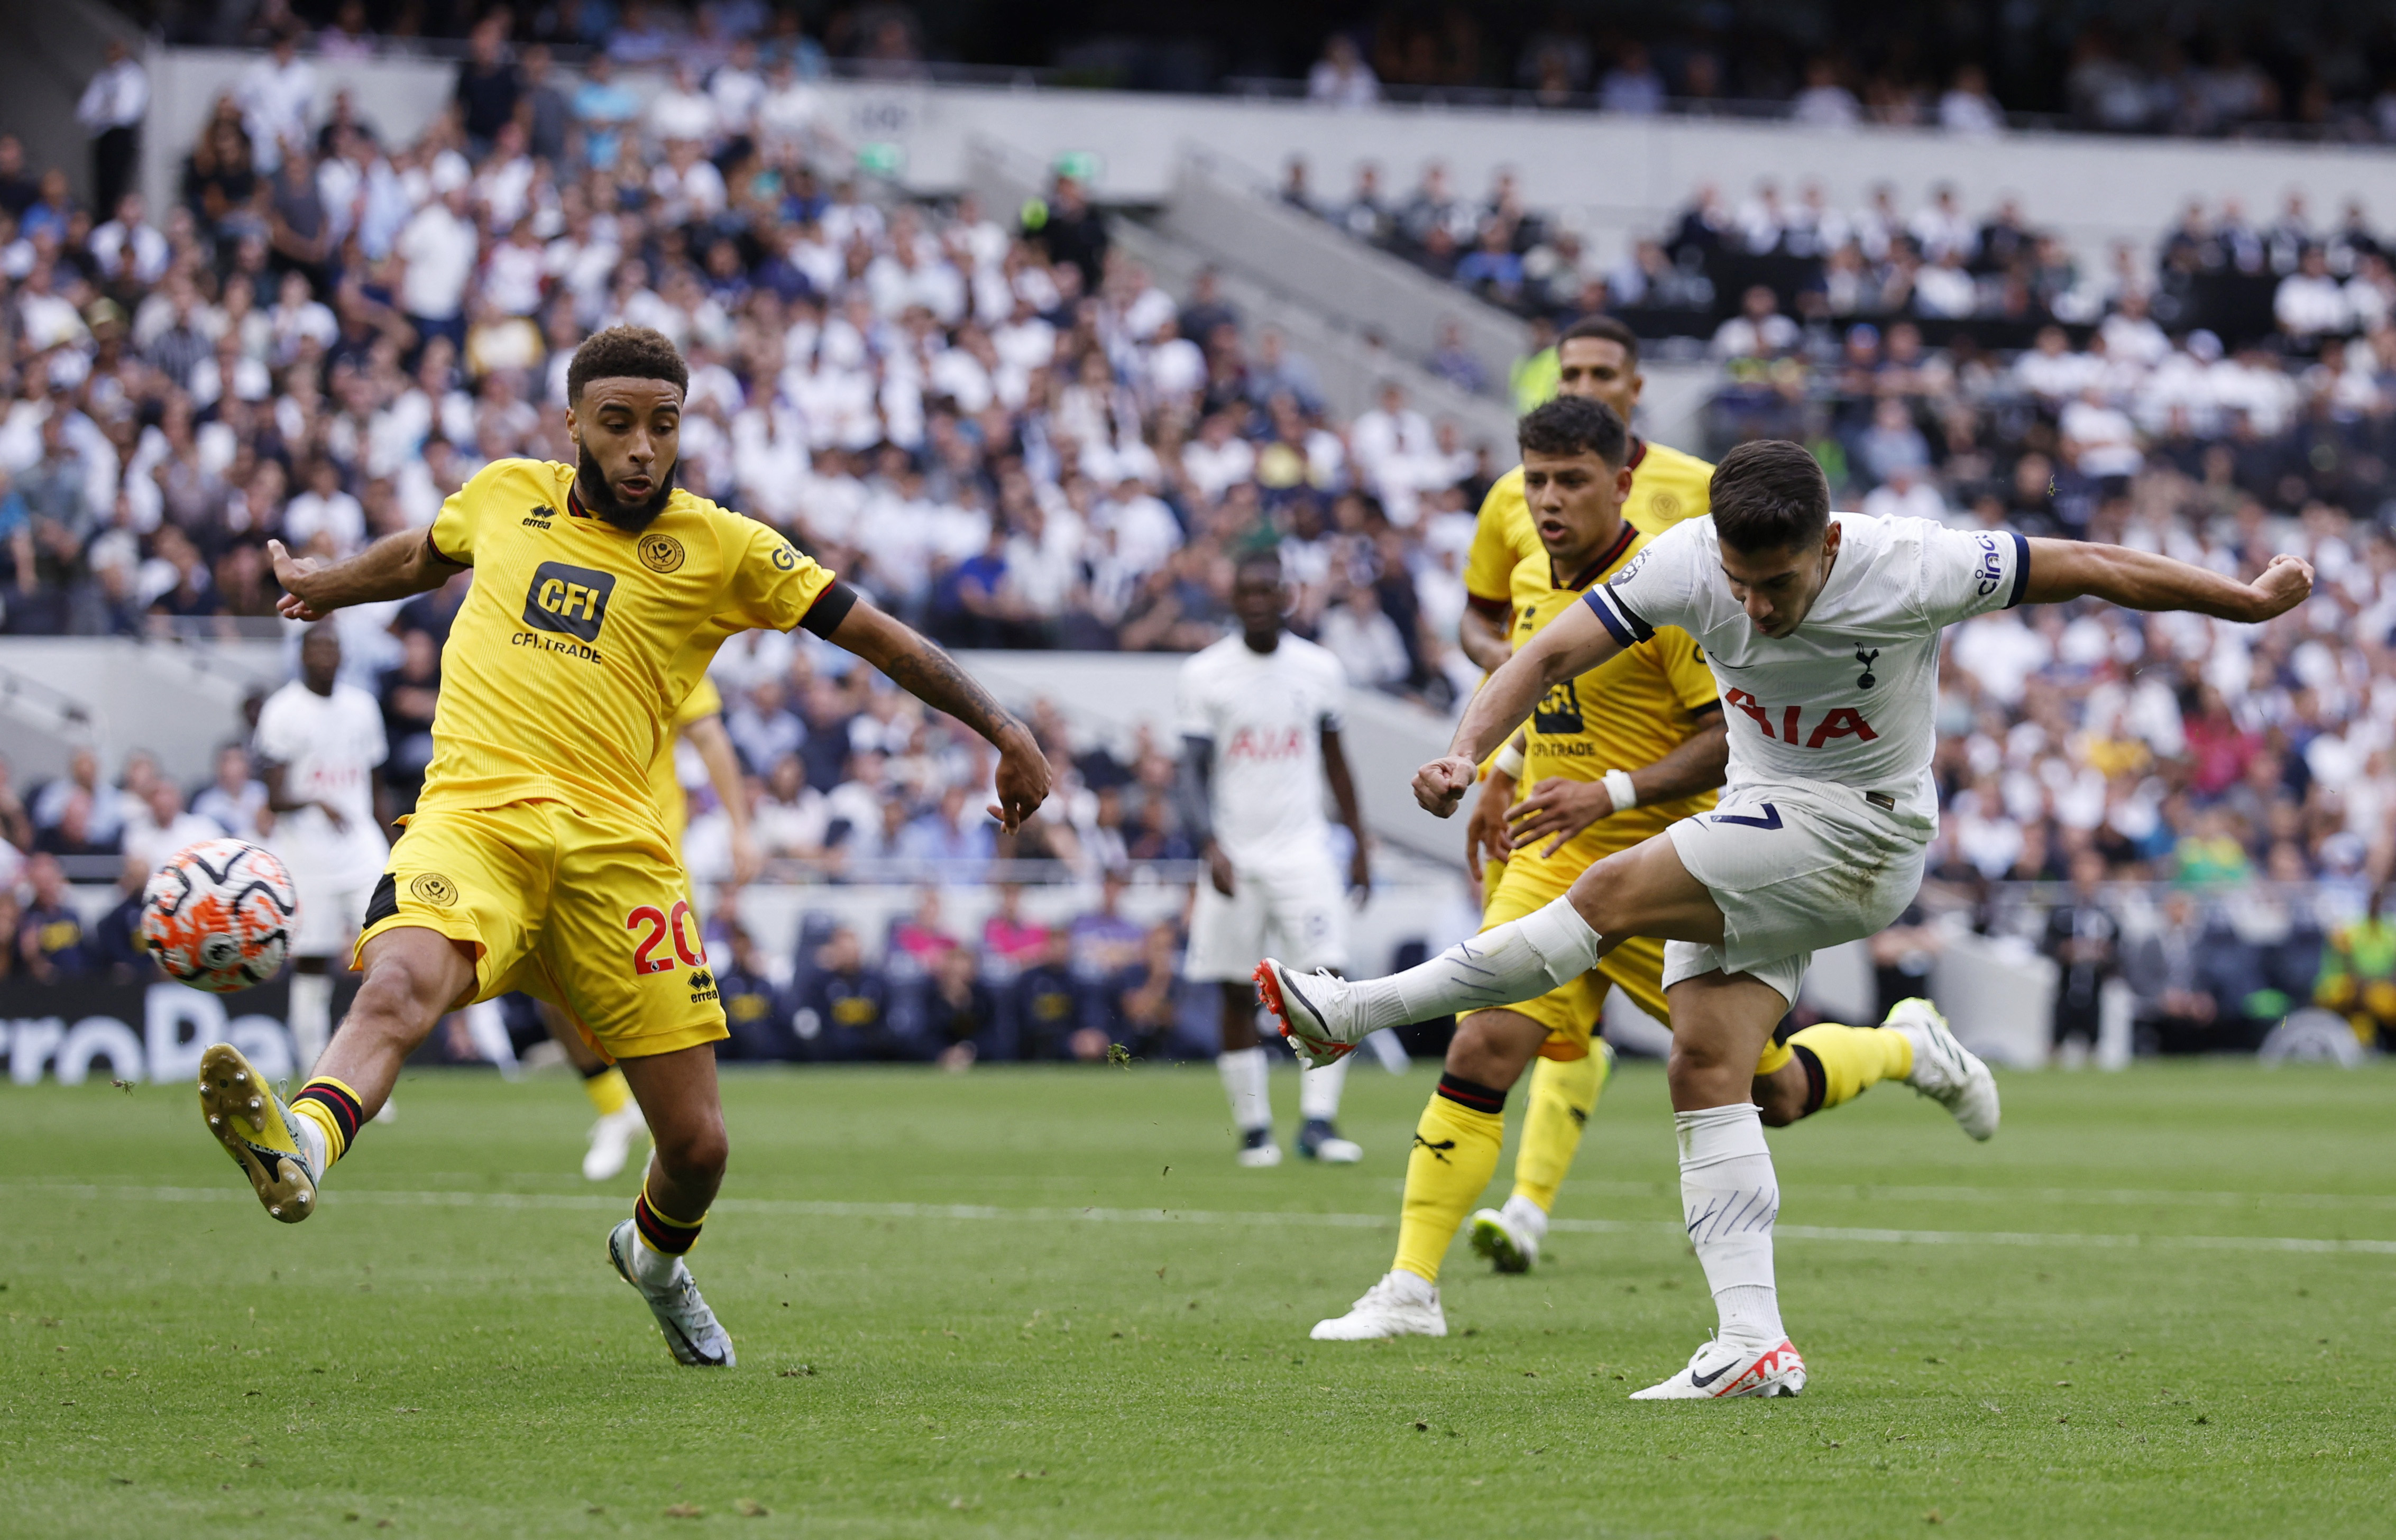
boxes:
[4,1059,2393,1538]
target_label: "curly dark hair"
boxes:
[1516,395,1628,466]
[566,324,688,404]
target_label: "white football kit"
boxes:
[1176,632,1353,982]
[1585,513,2030,1005]
[254,680,392,958]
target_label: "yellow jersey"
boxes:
[1505,527,1720,854]
[419,458,834,829]
[650,674,725,841]
[1464,438,1714,607]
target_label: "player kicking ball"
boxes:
[195,325,1048,1367]
[1177,552,1372,1165]
[1260,439,2311,1398]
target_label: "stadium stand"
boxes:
[3,8,2393,1069]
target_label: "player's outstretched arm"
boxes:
[823,597,1051,832]
[1412,600,1624,818]
[271,531,461,621]
[2020,539,2314,622]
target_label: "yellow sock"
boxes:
[1509,1048,1608,1213]
[1392,1075,1508,1285]
[1786,1023,1914,1112]
[582,1066,632,1117]
[289,1075,365,1167]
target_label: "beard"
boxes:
[574,445,677,531]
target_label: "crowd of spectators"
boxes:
[1298,17,2396,145]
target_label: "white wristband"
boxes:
[1491,740,1526,779]
[1602,768,1638,811]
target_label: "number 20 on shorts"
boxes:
[627,901,706,975]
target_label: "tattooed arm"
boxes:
[824,597,1052,831]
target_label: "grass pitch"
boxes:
[3,1058,2392,1538]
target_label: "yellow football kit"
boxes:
[651,674,724,845]
[1481,535,1721,1058]
[354,457,838,1061]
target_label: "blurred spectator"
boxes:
[16,854,91,982]
[2314,885,2396,1050]
[923,942,1005,1067]
[88,851,155,980]
[1010,930,1091,1058]
[713,924,793,1060]
[1307,35,1381,108]
[191,742,269,842]
[2127,890,2219,1053]
[795,924,902,1060]
[2042,851,2119,1067]
[76,40,149,218]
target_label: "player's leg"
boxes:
[1629,962,1810,1401]
[1752,998,1996,1138]
[1310,1005,1545,1341]
[1189,874,1279,1165]
[544,814,739,1365]
[1258,831,1720,1061]
[607,1041,735,1367]
[540,997,651,1180]
[1215,981,1279,1166]
[1266,861,1361,1164]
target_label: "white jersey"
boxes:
[1174,632,1348,872]
[254,679,391,886]
[1587,512,2028,833]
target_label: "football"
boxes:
[141,839,301,994]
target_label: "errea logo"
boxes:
[524,561,616,641]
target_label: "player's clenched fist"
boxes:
[1413,755,1480,818]
[2246,553,2314,620]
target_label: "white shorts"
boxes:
[1186,858,1350,982]
[1661,781,1927,1010]
[288,868,377,958]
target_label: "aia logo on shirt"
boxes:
[1723,689,1878,749]
[524,561,616,641]
[1225,727,1303,761]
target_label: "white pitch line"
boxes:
[1560,1179,2396,1213]
[20,1182,2396,1257]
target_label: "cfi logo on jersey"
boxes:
[1534,677,1584,736]
[523,561,616,641]
[638,532,685,573]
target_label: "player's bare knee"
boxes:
[1566,856,1635,934]
[655,1117,728,1184]
[1666,1040,1745,1104]
[348,959,453,1042]
[1445,1010,1537,1090]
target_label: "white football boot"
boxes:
[607,1220,736,1367]
[1468,1194,1548,1274]
[1309,1270,1447,1341]
[1630,1337,1806,1400]
[1235,1126,1283,1168]
[1252,960,1365,1069]
[582,1104,650,1181]
[1297,1118,1363,1164]
[1884,997,2000,1141]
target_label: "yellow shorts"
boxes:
[353,799,726,1062]
[1479,846,1795,1078]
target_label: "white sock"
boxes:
[1216,1046,1271,1133]
[1347,898,1602,1031]
[631,1235,686,1287]
[287,970,333,1072]
[1676,1102,1784,1348]
[1381,1268,1435,1303]
[290,1106,329,1174]
[1298,1052,1349,1121]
